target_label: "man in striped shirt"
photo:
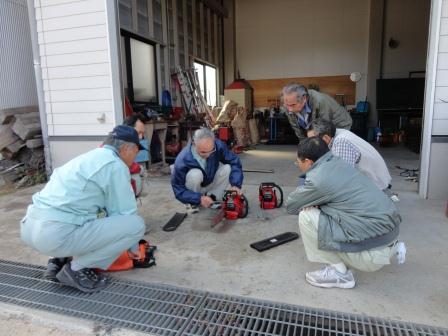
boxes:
[307,118,392,192]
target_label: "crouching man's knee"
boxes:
[128,215,146,239]
[186,168,204,192]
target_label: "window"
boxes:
[194,61,217,106]
[121,31,158,104]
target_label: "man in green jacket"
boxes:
[286,137,406,289]
[282,83,352,142]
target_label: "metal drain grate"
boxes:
[0,260,447,336]
[0,260,204,335]
[183,294,448,336]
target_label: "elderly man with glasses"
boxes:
[282,83,352,143]
[171,128,243,213]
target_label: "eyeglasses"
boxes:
[197,147,216,156]
[294,158,308,166]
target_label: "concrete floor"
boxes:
[0,144,447,333]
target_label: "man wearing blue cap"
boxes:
[20,125,146,293]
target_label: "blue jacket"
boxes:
[27,146,137,225]
[171,139,243,205]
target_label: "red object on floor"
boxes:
[232,145,243,154]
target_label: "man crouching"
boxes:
[171,128,243,212]
[20,125,146,293]
[286,137,406,289]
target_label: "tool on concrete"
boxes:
[222,190,249,220]
[243,168,274,173]
[106,239,156,271]
[250,232,299,252]
[211,191,249,227]
[259,182,283,209]
[211,206,226,228]
[163,212,187,232]
[210,201,222,210]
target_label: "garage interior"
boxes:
[2,0,448,335]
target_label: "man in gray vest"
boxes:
[286,137,406,289]
[307,118,392,192]
[282,83,352,142]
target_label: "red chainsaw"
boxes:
[211,190,249,227]
[258,182,283,209]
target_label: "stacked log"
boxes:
[0,106,45,188]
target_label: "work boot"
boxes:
[56,264,109,293]
[305,265,355,289]
[43,257,70,281]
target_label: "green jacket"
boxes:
[286,90,352,141]
[286,152,401,252]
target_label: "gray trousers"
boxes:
[21,213,145,270]
[185,164,231,200]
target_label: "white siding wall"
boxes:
[422,0,448,199]
[0,0,38,109]
[433,1,448,135]
[32,0,119,137]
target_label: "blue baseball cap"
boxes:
[110,125,144,150]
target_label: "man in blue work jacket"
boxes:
[21,125,146,293]
[171,128,243,213]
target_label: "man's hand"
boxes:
[229,186,242,195]
[200,195,214,208]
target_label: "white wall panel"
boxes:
[41,38,108,56]
[49,140,102,168]
[51,100,113,114]
[47,76,110,91]
[427,142,448,199]
[40,0,104,19]
[47,88,112,102]
[46,63,110,79]
[439,35,448,52]
[436,69,448,86]
[39,11,106,31]
[38,24,107,43]
[45,50,109,67]
[441,18,448,35]
[438,53,448,69]
[52,123,114,136]
[52,112,113,124]
[433,102,448,119]
[432,120,448,135]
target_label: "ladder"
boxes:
[174,67,215,128]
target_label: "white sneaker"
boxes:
[305,265,356,289]
[391,241,406,265]
[185,204,199,214]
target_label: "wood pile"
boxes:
[0,106,46,188]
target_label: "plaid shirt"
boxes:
[329,137,361,166]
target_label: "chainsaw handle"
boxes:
[274,183,284,208]
[259,182,284,208]
[239,194,249,218]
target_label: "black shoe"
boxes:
[43,257,70,281]
[56,264,109,293]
